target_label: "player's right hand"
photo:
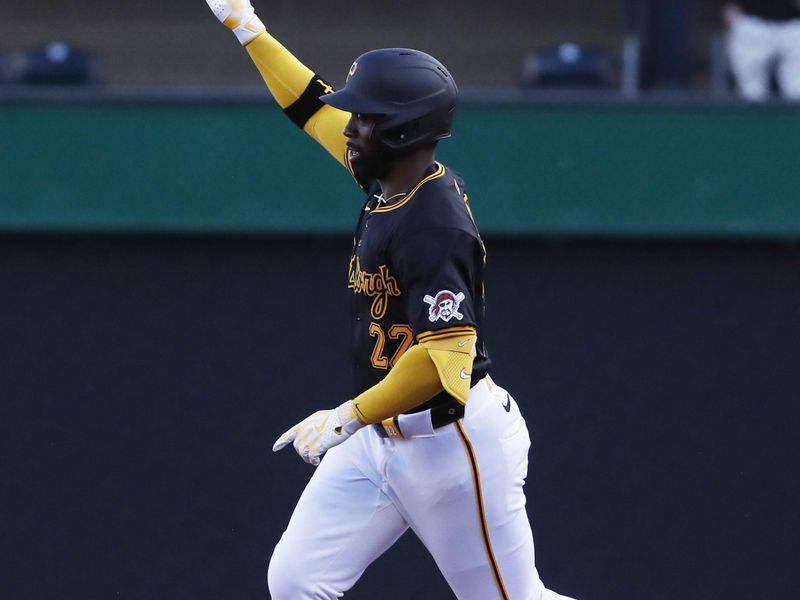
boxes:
[272,400,364,466]
[205,0,265,45]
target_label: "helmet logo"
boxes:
[424,290,465,322]
[347,61,358,81]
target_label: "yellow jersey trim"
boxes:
[417,326,477,343]
[371,163,446,214]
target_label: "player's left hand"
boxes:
[205,0,266,45]
[272,400,364,466]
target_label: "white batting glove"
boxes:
[272,400,364,466]
[205,0,266,45]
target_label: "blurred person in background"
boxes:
[723,0,800,100]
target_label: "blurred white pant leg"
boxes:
[777,20,800,99]
[728,14,776,100]
[268,428,408,600]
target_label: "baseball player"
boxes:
[206,2,577,598]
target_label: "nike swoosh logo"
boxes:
[314,414,330,433]
[457,340,469,347]
[502,393,512,413]
[460,368,472,380]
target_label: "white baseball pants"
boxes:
[727,14,800,100]
[268,378,576,599]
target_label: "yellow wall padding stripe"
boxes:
[371,163,446,213]
[454,421,511,600]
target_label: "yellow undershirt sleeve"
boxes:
[244,32,313,108]
[303,106,349,166]
[352,344,443,424]
[245,32,348,166]
[351,332,477,424]
[419,332,477,406]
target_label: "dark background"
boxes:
[2,236,798,599]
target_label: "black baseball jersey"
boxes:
[347,161,491,410]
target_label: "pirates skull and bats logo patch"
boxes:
[424,290,465,322]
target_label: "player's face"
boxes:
[344,113,392,181]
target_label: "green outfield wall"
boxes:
[1,94,799,237]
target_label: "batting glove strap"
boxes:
[206,0,266,45]
[272,400,363,466]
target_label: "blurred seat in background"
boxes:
[12,42,94,85]
[521,43,614,90]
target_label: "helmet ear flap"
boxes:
[376,107,455,152]
[379,120,417,149]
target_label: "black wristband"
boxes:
[283,75,335,129]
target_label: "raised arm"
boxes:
[206,0,349,167]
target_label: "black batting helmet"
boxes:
[321,48,458,153]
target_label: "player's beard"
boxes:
[350,145,393,183]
